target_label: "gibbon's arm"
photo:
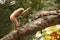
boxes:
[23,7,31,14]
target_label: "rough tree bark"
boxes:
[0,10,60,40]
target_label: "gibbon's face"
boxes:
[19,9,24,14]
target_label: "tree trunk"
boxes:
[1,11,60,40]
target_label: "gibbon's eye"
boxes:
[19,10,24,13]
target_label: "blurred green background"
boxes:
[0,0,60,40]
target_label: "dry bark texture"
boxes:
[0,10,60,40]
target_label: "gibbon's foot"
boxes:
[15,26,20,30]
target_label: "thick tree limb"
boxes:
[1,11,60,40]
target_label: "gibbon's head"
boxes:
[17,8,24,11]
[14,8,24,13]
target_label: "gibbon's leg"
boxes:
[10,16,20,30]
